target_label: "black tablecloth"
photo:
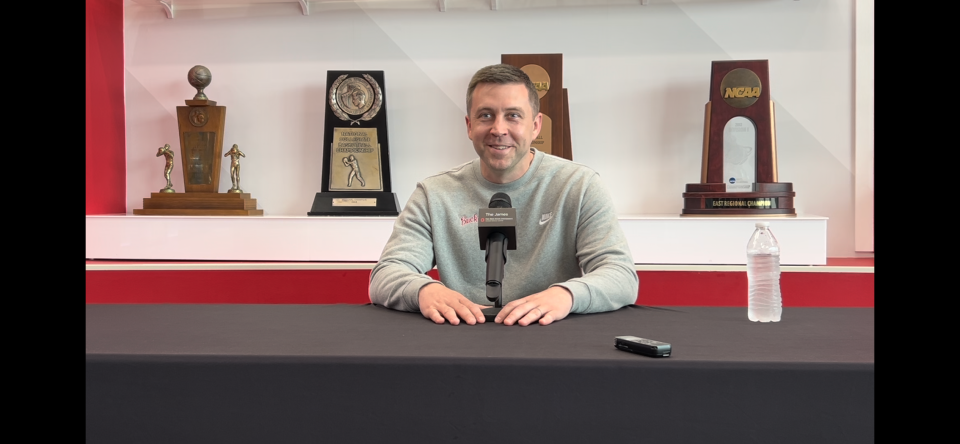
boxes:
[86,304,874,444]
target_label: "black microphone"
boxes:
[478,193,517,322]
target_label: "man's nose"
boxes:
[489,116,507,136]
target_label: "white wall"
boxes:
[123,0,869,257]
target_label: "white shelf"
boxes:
[86,214,827,265]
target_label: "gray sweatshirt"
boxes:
[369,149,639,313]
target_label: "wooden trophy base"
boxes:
[681,183,796,216]
[134,192,263,216]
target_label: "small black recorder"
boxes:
[615,336,672,358]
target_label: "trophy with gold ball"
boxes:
[135,66,263,215]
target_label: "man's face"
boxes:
[465,83,542,184]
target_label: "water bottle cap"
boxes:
[755,221,770,228]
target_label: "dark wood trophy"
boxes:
[308,71,399,216]
[681,60,796,216]
[501,54,573,160]
[134,65,263,216]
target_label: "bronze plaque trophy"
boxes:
[308,71,399,216]
[681,60,796,216]
[134,65,263,216]
[501,54,573,160]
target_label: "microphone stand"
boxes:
[481,232,508,322]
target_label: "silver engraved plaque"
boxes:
[332,198,378,207]
[723,116,756,192]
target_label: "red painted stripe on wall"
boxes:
[635,271,874,307]
[86,269,378,304]
[86,269,872,307]
[86,0,126,214]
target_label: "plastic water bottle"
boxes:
[746,222,782,322]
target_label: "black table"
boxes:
[86,304,874,444]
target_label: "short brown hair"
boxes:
[466,64,540,116]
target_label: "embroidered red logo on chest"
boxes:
[460,214,478,226]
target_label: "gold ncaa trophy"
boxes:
[681,60,796,216]
[134,66,263,216]
[501,54,573,160]
[308,71,399,216]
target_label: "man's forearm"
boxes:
[369,260,437,312]
[368,184,439,312]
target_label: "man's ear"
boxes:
[532,112,543,138]
[465,115,472,138]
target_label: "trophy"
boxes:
[681,60,796,216]
[308,71,399,216]
[501,54,573,160]
[134,66,263,216]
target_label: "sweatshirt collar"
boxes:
[473,148,544,193]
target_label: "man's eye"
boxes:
[509,113,521,119]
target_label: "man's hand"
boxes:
[496,286,573,326]
[418,283,488,325]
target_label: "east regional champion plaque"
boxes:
[681,60,796,216]
[308,71,399,216]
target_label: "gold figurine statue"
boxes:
[342,154,366,187]
[156,144,176,193]
[224,144,246,193]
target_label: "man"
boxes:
[369,64,638,326]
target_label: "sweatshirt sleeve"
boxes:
[368,183,441,312]
[554,174,639,313]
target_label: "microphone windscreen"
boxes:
[489,192,512,209]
